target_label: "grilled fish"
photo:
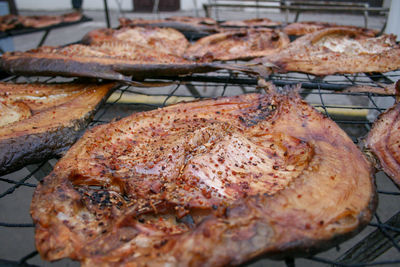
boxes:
[82,26,189,57]
[342,83,398,95]
[283,21,378,36]
[119,16,220,34]
[254,27,400,75]
[31,85,376,266]
[366,99,400,187]
[0,42,221,81]
[0,12,83,32]
[185,28,289,61]
[0,82,116,175]
[220,18,281,28]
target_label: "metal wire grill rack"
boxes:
[0,69,399,267]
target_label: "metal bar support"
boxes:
[103,0,111,28]
[36,29,50,48]
[26,161,54,182]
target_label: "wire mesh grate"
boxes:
[0,70,399,266]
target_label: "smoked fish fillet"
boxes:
[31,86,376,266]
[0,82,116,175]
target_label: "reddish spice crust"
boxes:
[31,90,376,266]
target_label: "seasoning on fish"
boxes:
[31,85,376,266]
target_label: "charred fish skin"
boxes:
[0,82,116,175]
[31,89,376,266]
[0,48,222,81]
[0,118,86,175]
[118,16,220,34]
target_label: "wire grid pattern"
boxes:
[0,70,399,267]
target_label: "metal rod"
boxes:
[0,162,47,198]
[334,211,400,264]
[26,161,54,182]
[37,29,50,48]
[285,258,295,267]
[0,222,34,227]
[103,0,111,28]
[365,72,393,85]
[176,75,353,91]
[0,177,36,187]
[19,251,39,264]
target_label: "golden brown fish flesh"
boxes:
[82,26,189,57]
[366,101,400,187]
[220,18,281,28]
[255,27,400,75]
[31,85,376,266]
[283,21,378,36]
